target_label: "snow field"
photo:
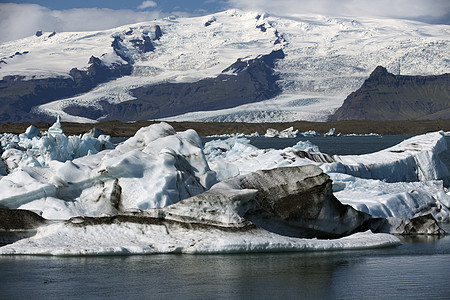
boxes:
[2,10,448,122]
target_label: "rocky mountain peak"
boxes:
[329,66,450,121]
[366,65,396,84]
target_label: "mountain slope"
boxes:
[329,66,450,121]
[0,10,449,123]
[98,50,284,121]
[0,60,131,122]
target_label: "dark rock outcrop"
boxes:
[0,57,131,122]
[69,56,131,89]
[130,36,155,53]
[154,25,163,40]
[204,17,216,27]
[99,49,285,121]
[330,66,450,121]
[111,36,130,63]
[112,25,161,63]
[256,24,267,32]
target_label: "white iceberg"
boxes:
[0,122,217,220]
[264,128,279,138]
[204,131,450,221]
[324,128,336,136]
[0,123,115,173]
[324,131,449,184]
[279,127,299,138]
[0,123,448,255]
[300,130,321,137]
[0,222,399,255]
[204,137,322,180]
[264,127,298,138]
[331,173,450,222]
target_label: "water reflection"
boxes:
[1,238,450,300]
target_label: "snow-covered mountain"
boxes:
[0,9,449,123]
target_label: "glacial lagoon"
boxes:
[1,224,449,299]
[1,136,449,299]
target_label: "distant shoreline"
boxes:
[0,119,449,137]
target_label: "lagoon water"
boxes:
[1,229,450,299]
[1,136,450,299]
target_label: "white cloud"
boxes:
[226,0,450,23]
[138,1,158,10]
[0,3,161,43]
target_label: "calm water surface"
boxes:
[1,136,449,299]
[1,228,450,299]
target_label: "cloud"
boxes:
[226,0,450,23]
[138,1,158,10]
[0,3,161,43]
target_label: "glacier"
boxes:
[0,122,449,255]
[1,10,448,122]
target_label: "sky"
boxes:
[1,0,449,43]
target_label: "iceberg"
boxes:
[0,165,401,255]
[264,127,298,138]
[0,219,400,255]
[0,123,448,255]
[0,124,115,173]
[0,122,217,219]
[204,137,323,180]
[279,127,299,138]
[204,132,450,221]
[205,132,449,184]
[324,131,449,184]
[300,130,321,137]
[264,128,280,138]
[324,128,337,136]
[331,173,450,222]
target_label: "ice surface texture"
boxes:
[1,122,449,255]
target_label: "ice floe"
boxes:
[0,221,400,255]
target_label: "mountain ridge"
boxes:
[0,9,449,123]
[329,66,450,121]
